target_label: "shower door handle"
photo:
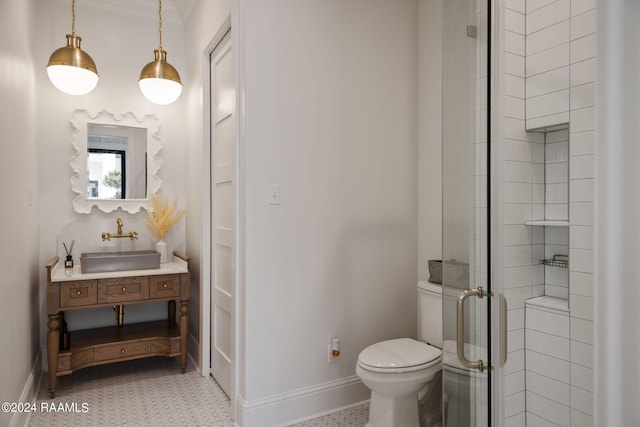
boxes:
[500,293,508,367]
[456,288,508,372]
[456,287,489,372]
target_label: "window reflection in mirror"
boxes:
[87,124,147,200]
[87,149,125,199]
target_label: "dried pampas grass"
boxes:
[145,194,185,240]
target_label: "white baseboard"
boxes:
[12,351,42,427]
[236,375,370,427]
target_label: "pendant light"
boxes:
[139,0,182,105]
[46,0,99,96]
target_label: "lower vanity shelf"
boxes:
[56,320,181,375]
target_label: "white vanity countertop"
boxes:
[50,255,188,282]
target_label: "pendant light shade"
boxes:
[46,1,99,95]
[139,49,182,105]
[139,0,182,105]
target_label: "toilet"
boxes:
[356,281,444,427]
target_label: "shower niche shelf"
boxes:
[525,220,569,227]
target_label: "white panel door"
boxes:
[210,30,234,397]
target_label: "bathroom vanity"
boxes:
[45,252,189,398]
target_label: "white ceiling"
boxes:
[169,0,192,21]
[81,0,188,23]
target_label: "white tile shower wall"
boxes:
[525,301,571,425]
[569,2,595,422]
[541,129,570,299]
[503,2,538,423]
[525,0,571,130]
[502,1,596,425]
[545,129,569,221]
[544,226,569,298]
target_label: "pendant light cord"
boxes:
[158,0,163,50]
[71,0,76,35]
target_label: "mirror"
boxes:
[87,124,147,200]
[70,110,161,214]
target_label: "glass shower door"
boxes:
[441,0,493,425]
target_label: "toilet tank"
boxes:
[418,281,443,348]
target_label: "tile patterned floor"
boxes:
[289,405,369,426]
[27,357,368,427]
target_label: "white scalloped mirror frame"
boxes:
[70,109,162,214]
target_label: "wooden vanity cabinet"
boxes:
[45,253,189,398]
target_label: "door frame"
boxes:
[201,12,243,419]
[489,0,506,425]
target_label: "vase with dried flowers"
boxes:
[145,194,185,263]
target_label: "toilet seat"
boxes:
[358,338,442,373]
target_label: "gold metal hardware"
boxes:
[122,287,126,292]
[76,290,81,296]
[457,287,488,372]
[121,348,125,354]
[114,305,125,328]
[456,288,509,372]
[101,218,138,241]
[501,294,508,366]
[46,0,99,96]
[162,283,168,289]
[138,0,183,105]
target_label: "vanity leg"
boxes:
[179,300,188,373]
[47,313,61,398]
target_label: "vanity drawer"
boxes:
[98,276,149,304]
[94,341,150,362]
[60,280,98,308]
[149,274,181,299]
[149,337,180,355]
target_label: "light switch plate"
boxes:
[268,184,281,205]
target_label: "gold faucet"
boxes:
[102,218,138,241]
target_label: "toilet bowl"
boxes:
[356,338,442,427]
[356,281,444,427]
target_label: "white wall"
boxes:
[183,1,434,424]
[34,0,187,360]
[418,0,443,282]
[238,0,419,422]
[0,0,41,425]
[596,0,640,425]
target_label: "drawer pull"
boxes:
[76,290,82,296]
[162,283,168,289]
[121,287,127,292]
[121,348,126,354]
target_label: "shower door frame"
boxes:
[440,0,507,425]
